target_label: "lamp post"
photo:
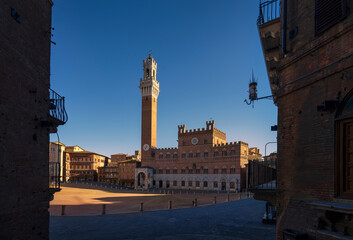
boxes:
[265,142,277,159]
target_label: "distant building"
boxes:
[248,147,262,164]
[49,142,65,182]
[63,151,71,182]
[98,152,141,187]
[263,152,276,169]
[98,165,118,184]
[111,151,141,165]
[66,146,109,182]
[118,160,141,187]
[136,55,261,191]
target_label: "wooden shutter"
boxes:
[339,118,353,198]
[315,0,346,35]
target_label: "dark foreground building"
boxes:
[256,0,353,239]
[1,1,66,239]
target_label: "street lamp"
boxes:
[244,71,272,108]
[265,141,277,159]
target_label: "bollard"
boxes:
[61,205,66,216]
[194,198,198,207]
[227,194,230,202]
[168,200,172,209]
[140,202,144,212]
[213,196,217,204]
[102,204,106,215]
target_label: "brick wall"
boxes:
[264,1,353,239]
[0,0,53,239]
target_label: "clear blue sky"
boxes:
[50,0,277,157]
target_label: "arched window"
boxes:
[336,90,353,198]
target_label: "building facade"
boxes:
[49,142,65,182]
[0,0,67,239]
[98,165,119,184]
[136,55,260,191]
[256,0,353,239]
[118,160,141,187]
[67,147,108,182]
[63,151,71,182]
[111,151,141,164]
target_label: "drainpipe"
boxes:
[282,0,287,54]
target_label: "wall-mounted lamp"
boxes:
[244,71,272,108]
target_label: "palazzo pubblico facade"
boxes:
[135,54,260,192]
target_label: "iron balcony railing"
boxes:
[248,160,276,190]
[49,162,61,190]
[257,0,281,25]
[49,88,68,124]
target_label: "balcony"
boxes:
[247,160,276,205]
[257,0,281,103]
[49,88,68,125]
[43,88,68,133]
[257,0,281,25]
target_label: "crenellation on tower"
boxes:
[178,124,186,134]
[206,120,215,130]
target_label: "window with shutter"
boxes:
[336,89,353,198]
[315,0,346,35]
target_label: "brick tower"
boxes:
[139,54,160,161]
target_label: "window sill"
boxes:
[310,201,353,214]
[308,229,353,240]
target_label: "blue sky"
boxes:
[50,0,277,157]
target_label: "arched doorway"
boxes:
[336,90,353,198]
[137,172,146,188]
[221,181,226,191]
[159,180,163,188]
